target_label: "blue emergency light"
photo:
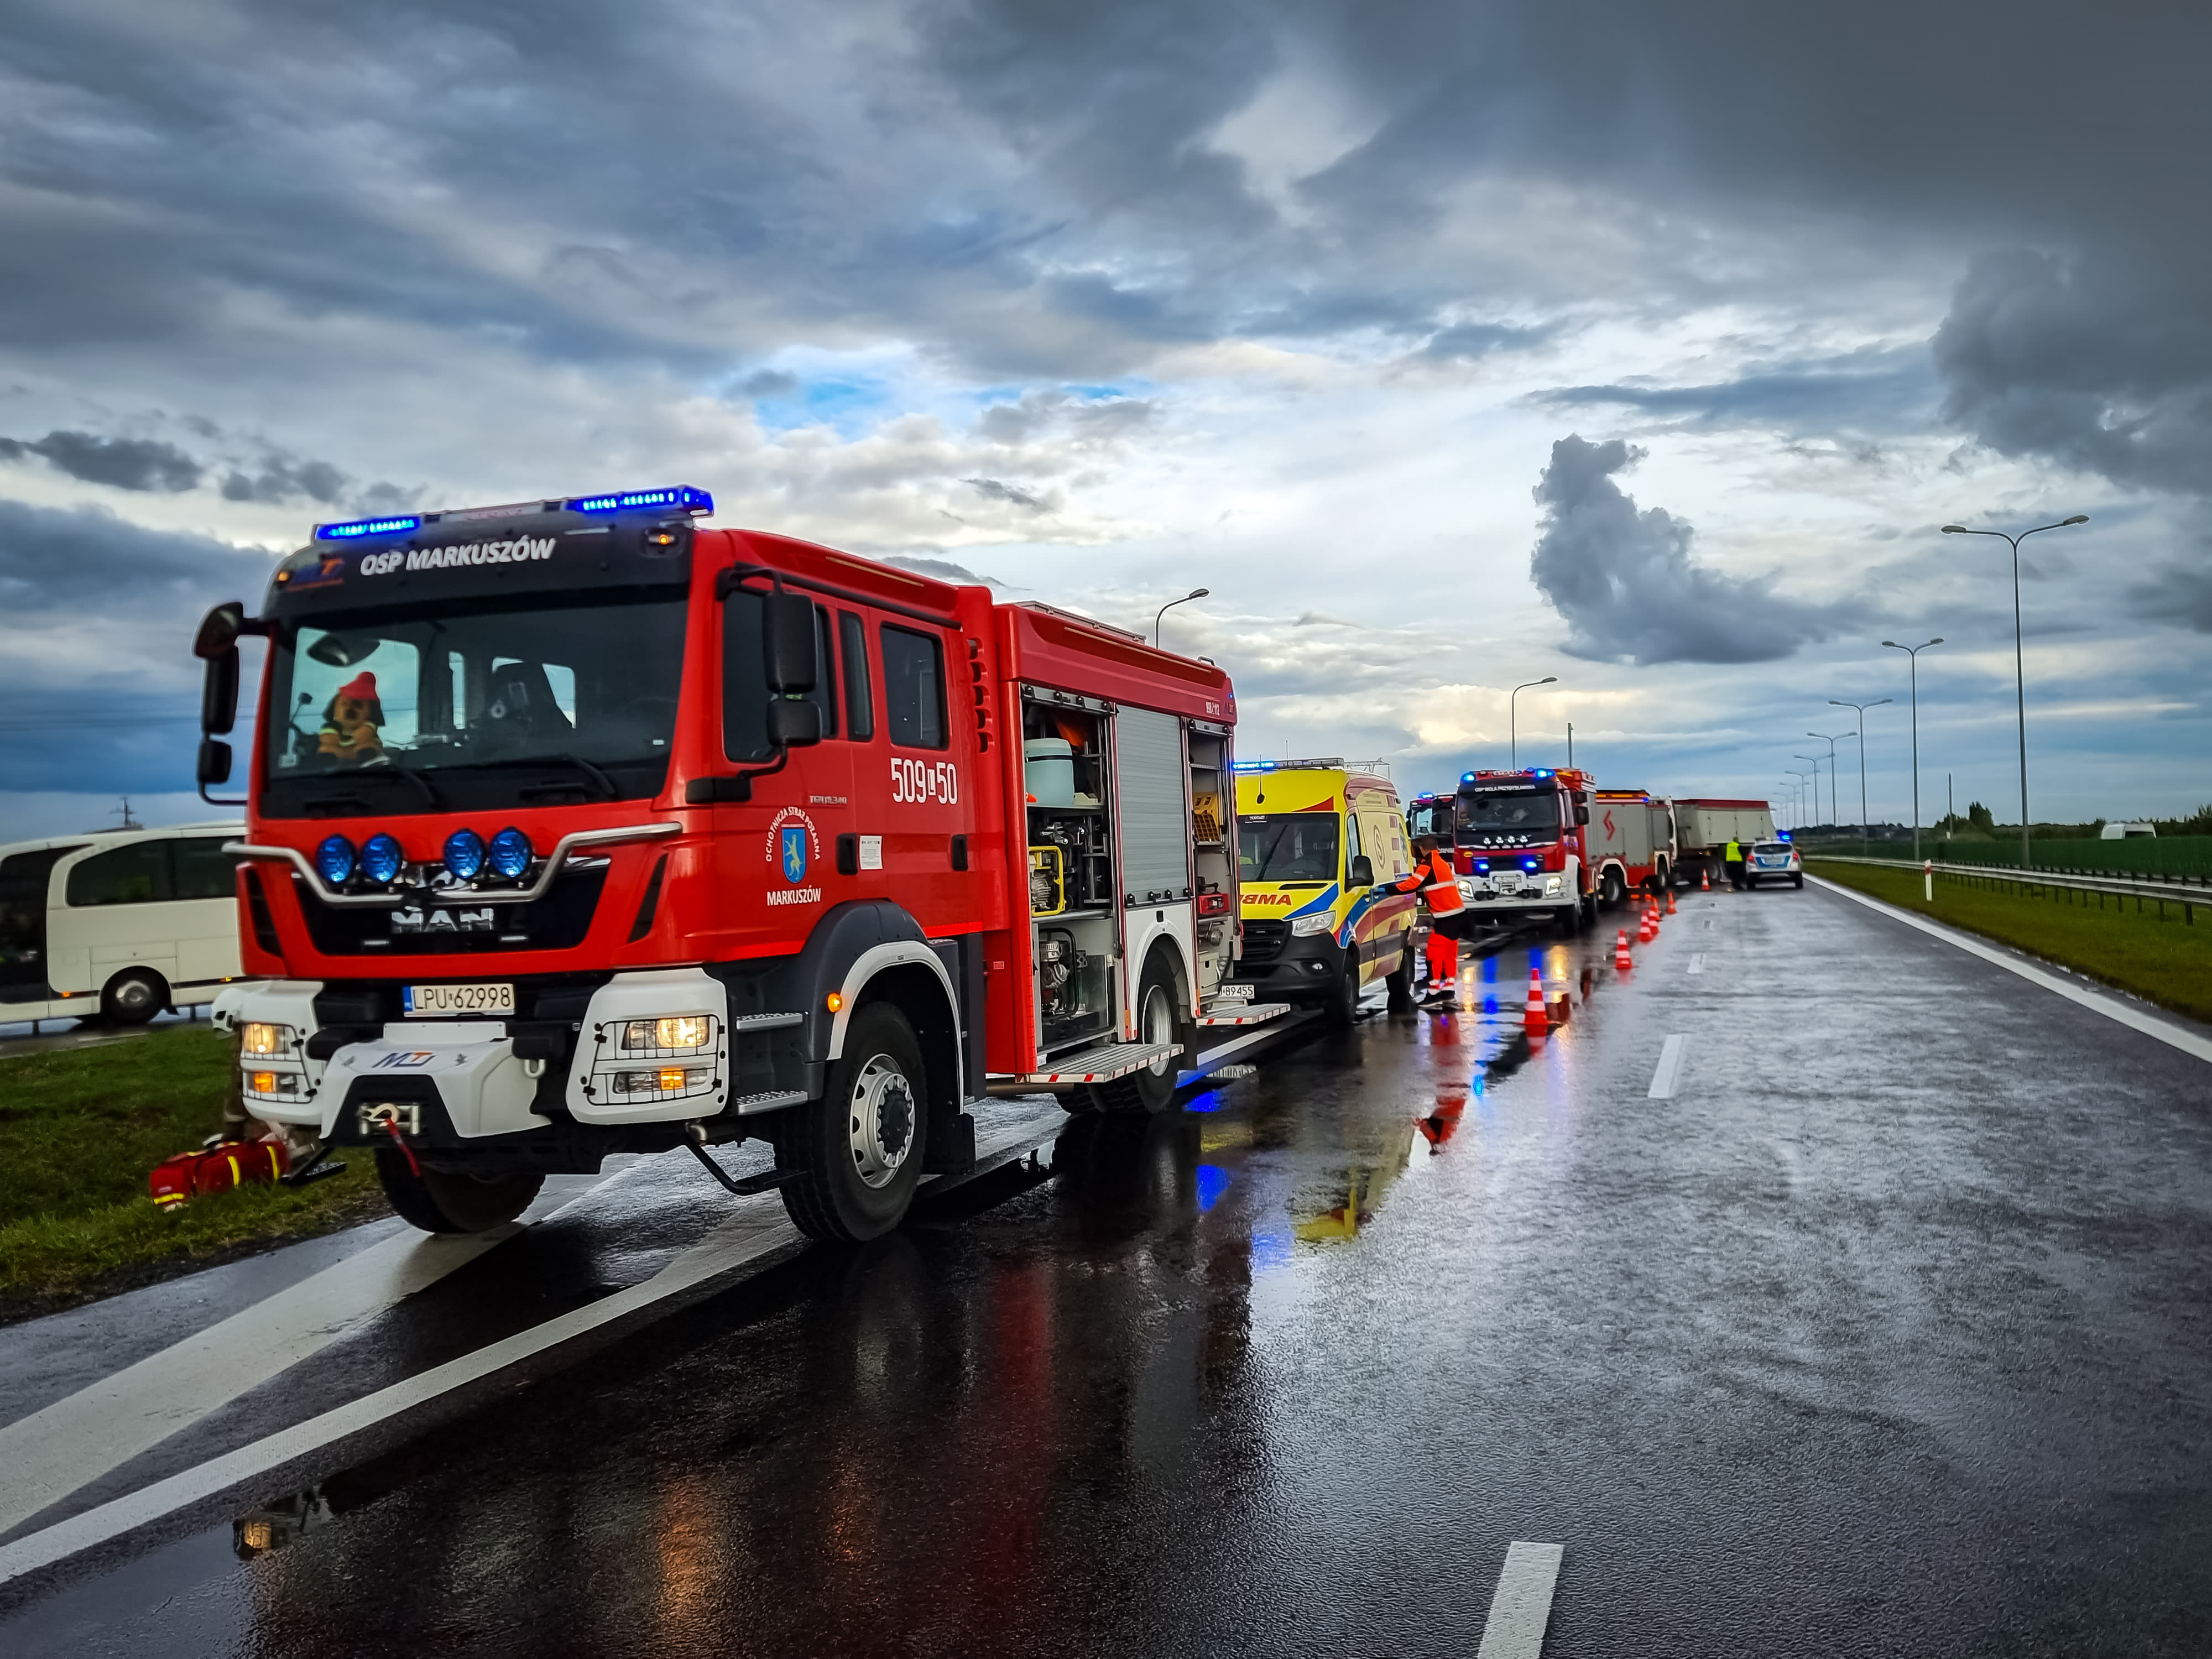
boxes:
[316,515,421,541]
[1777,831,1792,842]
[1522,857,1540,871]
[1531,768,1553,778]
[568,486,713,515]
[1232,759,1276,772]
[1461,772,1476,782]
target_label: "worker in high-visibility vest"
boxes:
[1393,837,1469,1004]
[1724,838,1745,889]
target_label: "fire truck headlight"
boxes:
[443,827,486,880]
[362,833,405,885]
[1289,912,1334,938]
[1542,875,1564,896]
[488,826,533,879]
[241,1022,283,1055]
[1457,879,1477,900]
[621,1016,712,1051]
[315,835,356,885]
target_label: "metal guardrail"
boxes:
[1808,854,2205,918]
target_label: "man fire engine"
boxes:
[190,487,1274,1243]
[1446,767,1598,932]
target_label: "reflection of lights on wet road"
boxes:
[1195,1164,1230,1212]
[1183,1089,1227,1113]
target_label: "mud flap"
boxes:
[924,1108,977,1175]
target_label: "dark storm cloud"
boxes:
[1529,435,1842,665]
[0,496,268,611]
[0,431,202,492]
[220,454,351,506]
[963,477,1046,510]
[2127,560,2212,634]
[1541,348,1935,432]
[1417,321,1556,364]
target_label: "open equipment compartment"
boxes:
[1024,687,1118,1054]
[1188,722,1235,1001]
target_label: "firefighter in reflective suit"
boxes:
[1394,837,1470,1005]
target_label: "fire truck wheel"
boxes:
[374,1151,544,1233]
[100,967,168,1026]
[1385,938,1417,1011]
[1094,955,1192,1114]
[1599,867,1626,911]
[779,1001,927,1240]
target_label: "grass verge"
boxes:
[0,1026,390,1324]
[1808,858,2212,1026]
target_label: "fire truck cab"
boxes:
[1447,766,1598,932]
[191,487,1265,1241]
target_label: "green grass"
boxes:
[1808,858,2212,1025]
[1805,834,2212,879]
[0,1027,389,1322]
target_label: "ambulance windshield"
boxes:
[259,590,686,814]
[1455,789,1560,843]
[1238,813,1340,884]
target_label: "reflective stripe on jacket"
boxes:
[1393,851,1465,915]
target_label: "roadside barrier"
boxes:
[1810,854,2200,925]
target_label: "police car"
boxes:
[1744,837,1803,889]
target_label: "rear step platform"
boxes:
[1197,1000,1291,1027]
[1012,1040,1180,1086]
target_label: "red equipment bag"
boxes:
[149,1139,291,1210]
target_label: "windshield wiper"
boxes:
[457,753,619,801]
[356,757,442,810]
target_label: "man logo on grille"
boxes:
[781,826,808,884]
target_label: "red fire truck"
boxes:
[1444,767,1599,932]
[1587,788,1677,905]
[190,487,1272,1241]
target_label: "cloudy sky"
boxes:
[2,0,2206,840]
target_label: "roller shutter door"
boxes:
[1113,707,1188,905]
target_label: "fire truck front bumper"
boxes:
[1459,873,1572,915]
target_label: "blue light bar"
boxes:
[1232,759,1276,772]
[316,515,421,541]
[1531,768,1553,778]
[567,486,713,515]
[1461,772,1476,782]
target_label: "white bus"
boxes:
[0,822,248,1026]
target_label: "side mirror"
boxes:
[765,698,822,747]
[201,649,240,736]
[763,593,817,693]
[196,738,233,787]
[194,601,247,661]
[1575,801,1590,825]
[1350,854,1375,888]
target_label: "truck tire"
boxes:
[1580,891,1599,928]
[1385,937,1417,1011]
[101,967,168,1026]
[1094,952,1192,1114]
[375,1150,542,1233]
[1599,867,1626,911]
[778,1001,927,1241]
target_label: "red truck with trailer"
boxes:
[1587,789,1677,904]
[190,486,1274,1241]
[1443,767,1600,932]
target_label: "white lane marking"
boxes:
[1648,1035,1686,1099]
[0,1104,1068,1585]
[1687,953,1705,975]
[1477,1540,1564,1658]
[0,1228,510,1538]
[1809,876,2212,1066]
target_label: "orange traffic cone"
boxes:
[1523,967,1548,1035]
[1614,930,1633,970]
[1665,889,1678,916]
[1637,905,1656,943]
[1700,865,1711,891]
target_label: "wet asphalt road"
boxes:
[3,883,2210,1656]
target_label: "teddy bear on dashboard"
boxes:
[317,671,385,764]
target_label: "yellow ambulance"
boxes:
[1228,759,1417,1024]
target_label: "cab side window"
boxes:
[807,607,838,739]
[1344,811,1363,880]
[723,593,838,759]
[840,612,874,740]
[880,624,946,749]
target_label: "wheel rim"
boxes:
[113,977,154,1013]
[847,1052,915,1189]
[1139,983,1175,1076]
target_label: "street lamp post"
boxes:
[1788,766,1817,831]
[1510,677,1557,768]
[1808,731,1856,837]
[1827,699,1891,854]
[1793,755,1826,827]
[1881,638,1943,864]
[1940,515,2088,869]
[1152,587,1209,648]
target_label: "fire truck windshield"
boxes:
[260,591,686,815]
[1238,813,1340,884]
[1455,789,1561,844]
